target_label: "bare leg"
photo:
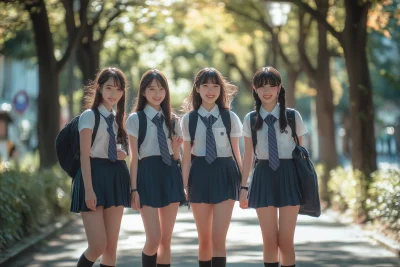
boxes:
[157,202,180,264]
[256,207,279,263]
[191,203,213,261]
[278,206,299,266]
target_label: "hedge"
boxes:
[0,163,71,251]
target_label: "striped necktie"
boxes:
[265,114,279,170]
[152,114,172,165]
[105,114,117,162]
[199,115,217,164]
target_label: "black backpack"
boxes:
[250,108,321,217]
[188,108,240,173]
[56,109,100,178]
[136,110,176,153]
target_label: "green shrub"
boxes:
[327,167,368,219]
[367,169,400,235]
[0,164,71,251]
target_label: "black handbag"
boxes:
[287,109,321,217]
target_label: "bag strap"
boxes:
[137,110,147,152]
[249,111,258,154]
[188,110,198,147]
[286,108,300,145]
[219,108,241,175]
[91,108,100,147]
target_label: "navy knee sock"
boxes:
[198,260,212,267]
[142,252,157,267]
[264,263,279,267]
[77,253,94,267]
[211,257,226,267]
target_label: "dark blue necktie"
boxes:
[105,114,117,162]
[152,114,172,166]
[265,114,279,170]
[199,115,217,164]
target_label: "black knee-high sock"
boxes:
[281,265,295,267]
[198,260,212,267]
[100,264,114,267]
[77,253,94,267]
[211,257,226,267]
[264,263,279,267]
[142,252,157,267]
[157,264,170,267]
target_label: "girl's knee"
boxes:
[146,232,161,249]
[159,234,172,248]
[199,237,212,250]
[278,237,294,252]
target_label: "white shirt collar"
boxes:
[144,104,163,119]
[98,103,116,117]
[260,104,280,120]
[198,104,219,118]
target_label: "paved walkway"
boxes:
[6,205,399,267]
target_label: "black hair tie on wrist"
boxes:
[240,186,249,191]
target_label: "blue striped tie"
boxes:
[265,114,279,170]
[199,115,217,164]
[152,114,172,165]
[105,114,117,162]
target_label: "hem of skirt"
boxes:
[140,199,185,208]
[189,197,238,204]
[70,203,130,213]
[248,203,301,209]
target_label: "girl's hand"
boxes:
[171,136,183,152]
[117,149,127,160]
[85,189,97,211]
[131,192,141,211]
[239,190,248,209]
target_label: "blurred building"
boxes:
[0,55,39,159]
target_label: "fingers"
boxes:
[117,149,127,160]
[86,199,96,211]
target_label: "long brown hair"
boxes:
[132,69,175,138]
[83,67,128,145]
[252,66,287,132]
[183,67,238,112]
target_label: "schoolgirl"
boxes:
[126,69,185,267]
[240,67,308,267]
[71,67,131,267]
[180,67,243,267]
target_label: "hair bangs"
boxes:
[253,70,281,88]
[198,69,221,86]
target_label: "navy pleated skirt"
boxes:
[248,159,303,208]
[70,158,131,213]
[137,156,185,208]
[188,156,241,204]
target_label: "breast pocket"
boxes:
[213,127,229,147]
[277,126,295,150]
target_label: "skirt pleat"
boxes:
[137,156,185,208]
[188,157,241,204]
[248,159,303,208]
[70,158,131,213]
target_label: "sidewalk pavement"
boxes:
[4,204,399,267]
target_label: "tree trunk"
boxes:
[26,0,59,169]
[286,70,298,108]
[67,54,76,119]
[343,0,377,176]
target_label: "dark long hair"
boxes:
[252,66,287,132]
[132,69,175,138]
[183,67,237,112]
[83,67,128,145]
